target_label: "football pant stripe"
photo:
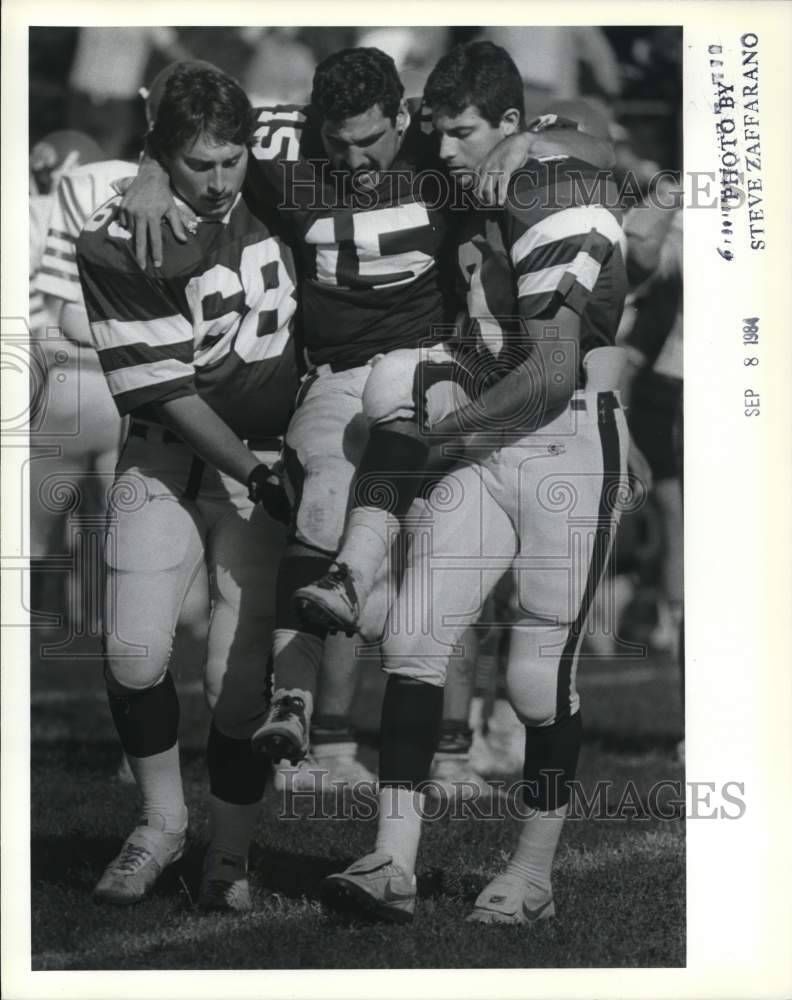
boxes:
[555,392,624,719]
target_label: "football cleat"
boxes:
[426,753,499,801]
[198,849,252,913]
[322,851,416,923]
[467,879,555,926]
[293,563,360,636]
[94,821,187,905]
[251,690,310,763]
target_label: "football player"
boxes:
[311,42,630,924]
[117,47,597,789]
[76,63,298,911]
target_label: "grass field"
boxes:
[30,626,685,971]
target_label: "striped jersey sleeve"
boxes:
[77,205,196,417]
[503,160,625,320]
[35,160,136,304]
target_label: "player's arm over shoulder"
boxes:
[504,164,625,320]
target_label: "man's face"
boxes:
[163,133,248,219]
[320,104,404,183]
[433,105,509,188]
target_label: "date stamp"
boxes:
[742,316,760,416]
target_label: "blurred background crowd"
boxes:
[28,25,684,765]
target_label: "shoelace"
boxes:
[271,696,305,722]
[314,564,350,593]
[115,841,153,874]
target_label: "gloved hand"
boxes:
[247,464,292,525]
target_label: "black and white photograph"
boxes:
[2,2,791,996]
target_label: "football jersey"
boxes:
[35,159,136,306]
[245,103,453,369]
[77,192,299,439]
[455,156,627,382]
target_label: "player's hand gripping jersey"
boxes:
[456,155,627,382]
[247,103,452,370]
[77,193,299,437]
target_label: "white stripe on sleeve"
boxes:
[510,206,625,270]
[91,314,193,352]
[104,358,194,397]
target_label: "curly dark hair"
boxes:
[148,63,254,159]
[424,41,524,127]
[311,47,404,124]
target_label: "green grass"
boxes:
[30,631,685,970]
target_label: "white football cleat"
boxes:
[198,849,252,913]
[294,563,361,636]
[467,878,555,925]
[94,820,187,905]
[323,851,416,923]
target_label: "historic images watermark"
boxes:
[275,776,746,823]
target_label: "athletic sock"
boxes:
[494,804,568,894]
[126,743,188,834]
[374,785,424,879]
[335,507,399,597]
[339,426,431,595]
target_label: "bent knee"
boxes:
[105,635,172,692]
[510,700,557,728]
[105,658,169,693]
[363,350,419,425]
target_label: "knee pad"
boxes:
[504,629,573,727]
[104,640,171,693]
[362,350,421,425]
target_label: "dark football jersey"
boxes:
[77,192,299,438]
[455,156,628,383]
[245,103,453,369]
